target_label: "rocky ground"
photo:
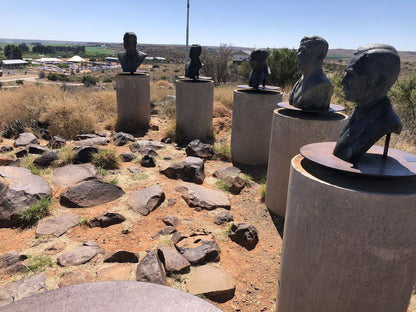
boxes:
[0,103,282,312]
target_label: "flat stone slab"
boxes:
[60,180,125,208]
[0,166,51,227]
[186,265,235,300]
[130,140,165,153]
[2,273,46,304]
[58,269,94,288]
[88,212,126,228]
[76,137,109,147]
[159,157,205,184]
[157,246,190,273]
[52,164,99,187]
[14,133,39,147]
[175,235,220,265]
[35,213,79,237]
[136,250,166,285]
[0,281,222,311]
[97,264,132,281]
[176,183,230,211]
[185,140,214,159]
[213,166,241,179]
[128,185,165,216]
[57,241,105,266]
[0,155,14,166]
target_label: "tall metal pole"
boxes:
[185,0,190,65]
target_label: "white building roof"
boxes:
[2,60,28,65]
[232,50,252,56]
[39,58,62,63]
[67,55,85,62]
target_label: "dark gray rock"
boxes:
[104,251,139,263]
[52,164,98,187]
[228,223,259,250]
[213,166,241,179]
[162,215,179,227]
[14,133,39,147]
[3,273,46,303]
[130,140,165,154]
[120,152,136,162]
[57,241,105,266]
[0,252,27,274]
[73,146,98,164]
[176,183,230,211]
[171,232,187,244]
[75,134,100,141]
[15,148,28,158]
[140,155,156,167]
[157,246,190,273]
[89,212,126,228]
[113,132,135,146]
[128,185,165,216]
[44,242,67,255]
[35,213,79,237]
[223,175,246,195]
[175,235,220,265]
[28,145,49,155]
[33,150,59,168]
[0,146,13,153]
[0,166,51,227]
[159,157,205,184]
[60,180,125,208]
[77,137,109,147]
[186,140,214,159]
[167,198,176,207]
[127,167,144,174]
[213,209,234,225]
[136,250,167,285]
[151,226,177,239]
[48,136,66,149]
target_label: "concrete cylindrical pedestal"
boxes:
[176,79,214,142]
[278,155,416,312]
[231,89,282,165]
[116,73,150,132]
[265,108,347,216]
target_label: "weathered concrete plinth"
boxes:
[277,155,416,312]
[176,79,214,142]
[265,108,347,216]
[2,281,222,312]
[231,89,282,165]
[116,73,150,133]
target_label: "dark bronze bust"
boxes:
[333,44,402,163]
[248,49,270,89]
[118,32,147,74]
[185,44,203,80]
[289,36,333,109]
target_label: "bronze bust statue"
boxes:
[118,32,147,74]
[333,44,402,163]
[185,44,203,80]
[248,49,270,89]
[289,36,333,109]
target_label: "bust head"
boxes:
[189,44,202,61]
[342,44,400,106]
[250,49,268,71]
[297,36,328,73]
[123,32,137,52]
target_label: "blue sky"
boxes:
[1,0,415,51]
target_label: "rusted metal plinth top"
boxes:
[1,281,222,312]
[236,85,281,91]
[300,142,416,178]
[278,101,345,113]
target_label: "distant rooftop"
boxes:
[2,59,28,65]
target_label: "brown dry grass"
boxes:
[150,80,175,104]
[214,84,234,109]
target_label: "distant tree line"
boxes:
[32,44,85,55]
[3,44,25,59]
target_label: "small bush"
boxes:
[259,177,266,201]
[164,121,177,141]
[215,179,230,192]
[19,196,51,227]
[26,254,54,273]
[47,73,70,82]
[79,217,88,225]
[213,142,231,161]
[0,81,3,88]
[103,75,115,83]
[82,75,98,87]
[55,146,75,166]
[108,177,119,185]
[91,149,121,169]
[21,155,40,175]
[160,75,168,80]
[16,80,24,85]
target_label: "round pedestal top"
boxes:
[278,101,345,113]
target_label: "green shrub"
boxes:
[82,75,98,87]
[268,48,300,87]
[26,254,54,273]
[21,155,40,175]
[91,149,121,169]
[55,146,75,166]
[213,142,231,161]
[390,73,416,133]
[103,75,115,83]
[16,80,24,85]
[19,196,51,227]
[47,73,70,82]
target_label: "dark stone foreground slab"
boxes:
[0,281,222,312]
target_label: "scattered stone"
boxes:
[128,185,165,216]
[127,167,144,174]
[113,132,135,146]
[73,146,98,164]
[77,138,109,147]
[57,241,105,266]
[130,140,165,154]
[157,246,190,273]
[228,223,259,250]
[223,175,246,195]
[0,288,13,307]
[150,124,159,131]
[0,146,13,153]
[28,145,49,155]
[136,250,167,285]
[36,213,79,237]
[97,264,132,281]
[60,180,124,208]
[14,133,39,147]
[120,152,136,162]
[213,209,234,225]
[44,242,67,255]
[0,252,27,274]
[0,155,14,166]
[140,155,156,167]
[162,215,179,227]
[88,212,126,228]
[104,251,139,263]
[175,235,220,265]
[75,133,100,141]
[159,157,205,184]
[161,137,172,144]
[186,265,236,301]
[176,183,230,211]
[59,269,94,288]
[186,140,214,159]
[4,273,46,303]
[33,150,59,168]
[152,226,177,239]
[213,166,241,179]
[48,136,66,149]
[15,148,28,158]
[52,163,98,187]
[167,198,176,207]
[0,166,51,227]
[121,222,133,235]
[171,232,187,244]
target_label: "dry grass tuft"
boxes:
[214,85,234,109]
[151,81,174,103]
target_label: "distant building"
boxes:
[105,57,118,64]
[232,50,252,64]
[39,57,62,64]
[1,59,28,69]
